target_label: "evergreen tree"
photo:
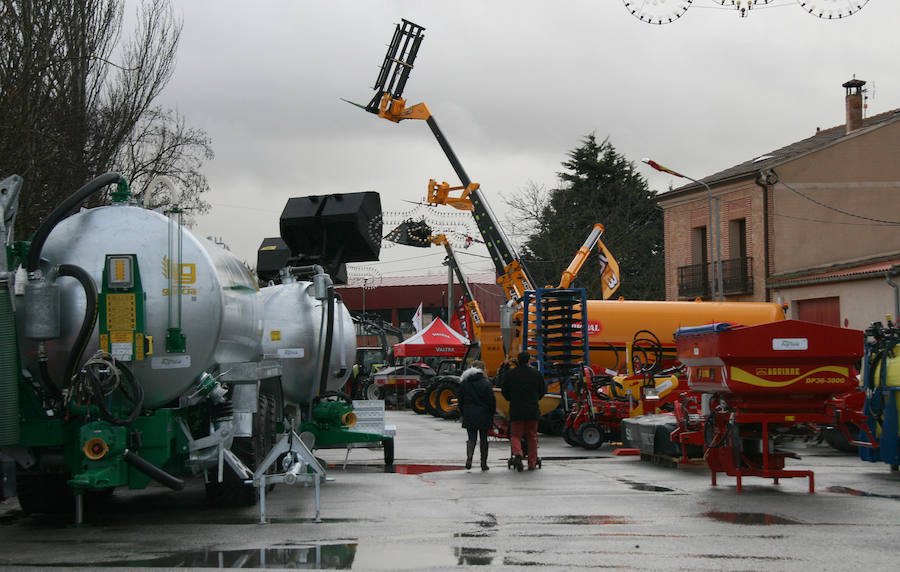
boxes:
[518,134,665,300]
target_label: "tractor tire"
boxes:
[425,384,442,417]
[364,382,383,401]
[823,423,859,453]
[434,382,459,420]
[410,390,428,415]
[563,426,582,447]
[577,423,604,450]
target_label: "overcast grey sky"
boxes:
[152,1,899,285]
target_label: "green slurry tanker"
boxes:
[0,173,391,523]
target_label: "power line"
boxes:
[776,175,900,225]
[775,212,897,227]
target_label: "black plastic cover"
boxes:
[257,237,291,283]
[279,192,382,265]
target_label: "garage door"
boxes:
[795,296,840,326]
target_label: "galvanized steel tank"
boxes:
[34,203,263,408]
[260,275,354,403]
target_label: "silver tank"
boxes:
[34,204,263,408]
[260,276,354,403]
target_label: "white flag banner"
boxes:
[412,302,423,332]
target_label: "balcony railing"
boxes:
[677,257,753,299]
[721,257,753,295]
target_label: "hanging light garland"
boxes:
[622,0,868,23]
[622,0,692,24]
[799,0,869,19]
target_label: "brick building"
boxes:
[657,79,900,330]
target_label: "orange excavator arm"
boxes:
[557,224,621,300]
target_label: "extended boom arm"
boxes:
[360,20,535,302]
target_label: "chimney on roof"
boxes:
[843,77,866,134]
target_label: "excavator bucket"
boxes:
[279,192,382,270]
[365,19,426,113]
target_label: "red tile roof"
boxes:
[769,257,900,288]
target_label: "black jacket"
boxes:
[457,367,497,430]
[501,364,545,421]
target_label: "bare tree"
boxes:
[501,181,549,245]
[113,106,213,217]
[0,0,211,239]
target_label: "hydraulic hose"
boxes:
[26,172,123,273]
[57,264,99,386]
[122,449,185,490]
[317,285,336,397]
[85,358,144,426]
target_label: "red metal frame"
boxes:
[675,320,866,492]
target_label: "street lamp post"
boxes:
[642,158,723,301]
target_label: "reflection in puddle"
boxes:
[702,511,802,525]
[335,463,464,475]
[826,486,900,500]
[454,547,495,566]
[6,544,358,569]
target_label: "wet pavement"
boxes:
[1,409,899,570]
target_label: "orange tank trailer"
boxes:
[505,299,786,374]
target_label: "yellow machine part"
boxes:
[872,348,900,437]
[605,374,682,417]
[474,322,505,377]
[493,388,561,420]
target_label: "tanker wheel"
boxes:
[435,382,459,420]
[410,390,428,415]
[578,423,604,450]
[382,438,395,467]
[206,392,274,507]
[15,469,73,514]
[563,425,582,447]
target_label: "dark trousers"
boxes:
[509,419,539,468]
[466,427,489,444]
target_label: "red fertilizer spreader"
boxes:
[674,320,865,492]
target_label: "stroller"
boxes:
[491,388,560,471]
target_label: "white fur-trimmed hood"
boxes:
[460,366,485,382]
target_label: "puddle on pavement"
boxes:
[334,463,464,475]
[545,515,633,525]
[826,486,900,500]
[3,542,503,569]
[696,553,794,561]
[617,478,674,492]
[4,544,359,569]
[702,511,802,525]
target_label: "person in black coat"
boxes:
[457,360,496,471]
[501,351,545,471]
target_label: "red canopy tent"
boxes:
[393,318,470,358]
